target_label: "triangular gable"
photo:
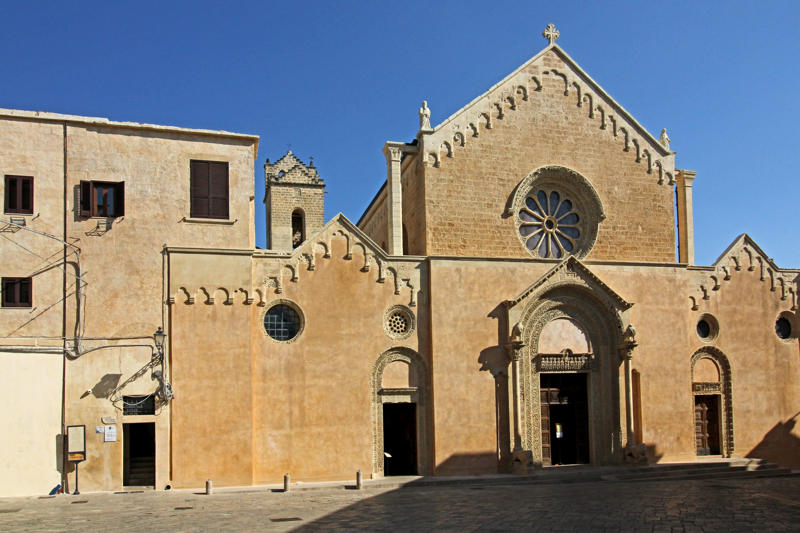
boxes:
[690,234,798,311]
[505,256,632,311]
[255,213,423,307]
[419,42,675,184]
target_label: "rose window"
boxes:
[518,190,581,259]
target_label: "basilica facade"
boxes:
[1,28,798,496]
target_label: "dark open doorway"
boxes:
[540,373,589,465]
[383,403,417,475]
[123,422,155,486]
[695,395,721,455]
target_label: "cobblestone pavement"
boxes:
[0,476,799,532]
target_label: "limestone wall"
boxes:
[418,49,676,262]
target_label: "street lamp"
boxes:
[153,327,166,352]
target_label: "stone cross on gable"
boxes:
[542,23,559,45]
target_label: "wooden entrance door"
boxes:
[694,395,720,455]
[540,373,589,466]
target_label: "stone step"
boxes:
[603,466,794,483]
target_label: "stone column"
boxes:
[676,169,697,264]
[382,143,404,256]
[505,337,532,473]
[622,348,635,446]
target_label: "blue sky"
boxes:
[1,1,798,265]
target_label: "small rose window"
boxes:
[518,190,580,258]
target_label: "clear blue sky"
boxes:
[1,1,798,266]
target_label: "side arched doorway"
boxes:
[371,348,429,477]
[691,348,733,457]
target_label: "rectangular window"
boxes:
[190,160,229,219]
[2,277,32,308]
[79,181,125,218]
[4,175,34,214]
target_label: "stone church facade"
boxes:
[1,27,798,496]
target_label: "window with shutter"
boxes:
[4,175,34,214]
[190,160,229,219]
[79,181,125,218]
[1,277,32,308]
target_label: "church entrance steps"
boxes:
[599,459,794,483]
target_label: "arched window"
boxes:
[291,209,305,249]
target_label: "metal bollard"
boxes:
[356,470,362,490]
[205,479,213,495]
[283,474,290,492]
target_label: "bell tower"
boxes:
[264,151,325,250]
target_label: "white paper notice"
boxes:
[104,425,117,442]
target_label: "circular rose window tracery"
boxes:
[519,189,581,259]
[511,166,604,260]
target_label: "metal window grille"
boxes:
[264,304,300,341]
[123,394,155,415]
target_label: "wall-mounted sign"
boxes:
[66,425,86,463]
[101,416,116,424]
[104,425,117,442]
[95,426,104,434]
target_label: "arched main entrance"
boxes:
[370,348,429,477]
[503,258,634,469]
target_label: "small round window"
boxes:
[776,317,792,340]
[384,305,415,340]
[696,314,718,342]
[264,303,302,341]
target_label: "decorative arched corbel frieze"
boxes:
[689,295,699,311]
[215,287,233,305]
[375,256,387,283]
[238,288,254,305]
[441,141,453,159]
[199,287,213,305]
[596,104,606,129]
[453,130,466,147]
[642,149,652,173]
[480,111,492,130]
[619,127,630,151]
[572,81,582,107]
[609,115,618,136]
[179,287,194,305]
[710,275,720,291]
[583,93,594,118]
[255,288,267,306]
[632,138,641,162]
[530,75,542,92]
[655,160,664,184]
[334,229,353,260]
[494,102,504,120]
[387,267,401,295]
[544,68,569,95]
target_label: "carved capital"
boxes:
[618,341,637,361]
[383,145,402,162]
[504,341,525,362]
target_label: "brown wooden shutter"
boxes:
[1,278,10,307]
[114,182,125,217]
[4,176,15,212]
[208,162,229,219]
[190,161,209,218]
[79,181,92,217]
[21,177,33,213]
